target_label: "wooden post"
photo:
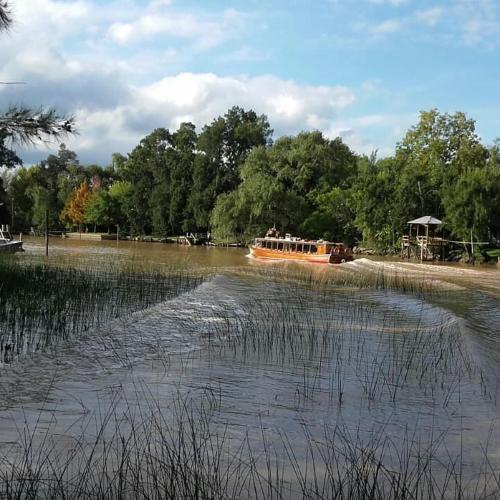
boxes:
[116,224,119,242]
[408,224,412,259]
[470,228,474,264]
[45,208,49,257]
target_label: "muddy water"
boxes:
[1,237,500,496]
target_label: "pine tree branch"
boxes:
[0,105,76,145]
[0,1,11,32]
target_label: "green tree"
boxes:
[353,110,494,249]
[32,144,80,229]
[353,155,400,248]
[108,180,134,230]
[211,131,357,242]
[193,107,272,230]
[0,132,22,169]
[123,123,197,236]
[122,128,170,235]
[168,122,197,233]
[5,165,38,229]
[394,109,487,225]
[443,166,500,244]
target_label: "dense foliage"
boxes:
[1,107,499,251]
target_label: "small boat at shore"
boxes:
[249,229,353,265]
[0,225,23,253]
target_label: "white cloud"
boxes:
[106,8,243,49]
[218,46,272,63]
[367,0,409,6]
[454,0,500,46]
[9,0,93,40]
[57,73,357,161]
[371,19,402,35]
[414,8,444,27]
[324,112,417,157]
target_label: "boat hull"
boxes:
[0,241,23,253]
[249,245,331,264]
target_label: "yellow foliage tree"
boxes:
[60,180,92,229]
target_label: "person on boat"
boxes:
[266,226,278,238]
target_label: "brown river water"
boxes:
[0,236,499,498]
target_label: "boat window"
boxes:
[310,245,317,253]
[278,242,283,250]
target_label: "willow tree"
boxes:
[211,131,358,243]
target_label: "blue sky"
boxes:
[1,0,499,165]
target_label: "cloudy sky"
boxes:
[1,0,499,165]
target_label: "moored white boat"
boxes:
[0,225,23,253]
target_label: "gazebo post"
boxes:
[408,224,412,259]
[425,224,429,260]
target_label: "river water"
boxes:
[0,236,499,498]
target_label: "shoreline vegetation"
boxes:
[2,108,500,263]
[0,255,499,498]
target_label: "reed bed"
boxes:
[0,258,498,498]
[0,255,207,364]
[233,262,459,298]
[201,284,497,409]
[0,387,498,499]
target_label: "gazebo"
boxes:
[403,216,444,261]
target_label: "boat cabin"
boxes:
[254,237,331,255]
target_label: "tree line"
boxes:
[1,107,499,252]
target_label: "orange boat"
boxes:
[249,230,353,265]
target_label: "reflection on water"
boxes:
[0,238,499,497]
[21,235,251,270]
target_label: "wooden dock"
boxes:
[176,233,209,246]
[64,232,119,241]
[401,235,447,261]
